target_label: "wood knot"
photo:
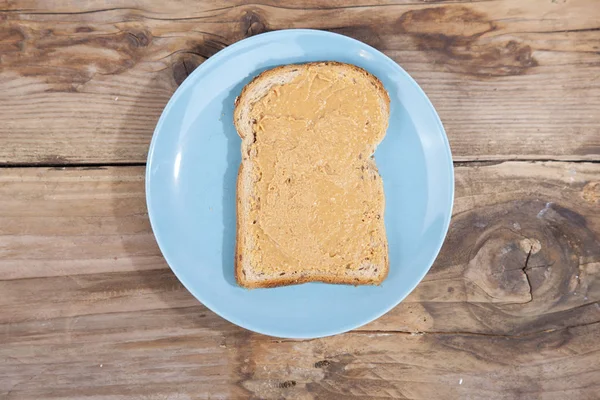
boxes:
[515,44,538,68]
[127,30,152,48]
[433,198,599,336]
[398,6,495,37]
[582,182,600,204]
[465,236,533,304]
[75,26,93,33]
[279,380,296,389]
[172,53,204,86]
[242,10,270,37]
[314,360,331,368]
[191,38,228,59]
[519,238,542,254]
[3,28,147,91]
[0,27,26,53]
[397,6,538,77]
[535,329,572,351]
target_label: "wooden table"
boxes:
[1,1,599,399]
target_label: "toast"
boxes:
[233,62,390,288]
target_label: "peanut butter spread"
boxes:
[247,66,387,275]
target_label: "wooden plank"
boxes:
[2,307,599,399]
[1,162,599,336]
[0,167,165,279]
[1,0,600,164]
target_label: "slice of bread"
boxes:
[234,62,390,288]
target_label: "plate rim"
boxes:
[146,28,455,338]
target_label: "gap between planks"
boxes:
[1,158,599,169]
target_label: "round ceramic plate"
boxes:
[146,29,453,339]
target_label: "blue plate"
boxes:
[146,29,454,339]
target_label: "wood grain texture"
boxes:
[1,0,600,164]
[2,1,600,398]
[1,162,599,398]
[3,309,600,399]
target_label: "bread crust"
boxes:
[233,62,390,289]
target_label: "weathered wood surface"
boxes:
[2,0,600,164]
[2,0,600,398]
[2,162,599,398]
[3,311,599,399]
